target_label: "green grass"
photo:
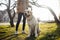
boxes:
[0,23,60,40]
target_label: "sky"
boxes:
[0,0,60,21]
[0,0,15,10]
[31,0,59,21]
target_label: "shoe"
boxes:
[22,31,26,34]
[15,31,18,35]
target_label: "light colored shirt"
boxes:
[17,0,29,13]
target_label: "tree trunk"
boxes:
[47,7,60,23]
[7,9,14,27]
[7,0,14,27]
[0,0,16,27]
[10,17,14,27]
[10,9,15,27]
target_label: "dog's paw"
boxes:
[27,35,30,37]
[22,31,26,34]
[35,34,38,37]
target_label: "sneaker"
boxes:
[15,31,18,35]
[22,31,26,34]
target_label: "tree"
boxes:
[47,7,60,23]
[7,0,15,27]
[0,0,16,27]
[29,1,60,23]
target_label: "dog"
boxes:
[25,8,40,37]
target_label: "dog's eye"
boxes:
[25,13,27,16]
[28,11,29,13]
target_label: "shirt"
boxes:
[17,0,29,13]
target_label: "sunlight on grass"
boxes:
[0,23,60,40]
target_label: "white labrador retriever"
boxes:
[25,8,40,37]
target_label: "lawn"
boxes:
[0,23,60,40]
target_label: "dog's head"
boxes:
[25,6,32,18]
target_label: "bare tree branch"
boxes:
[10,1,16,9]
[0,3,8,7]
[29,1,47,8]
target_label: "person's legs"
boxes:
[22,13,26,33]
[15,13,22,34]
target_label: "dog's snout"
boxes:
[25,13,30,17]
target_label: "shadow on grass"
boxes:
[0,33,23,40]
[39,23,60,40]
[0,32,6,34]
[39,32,57,40]
[6,34,20,40]
[0,34,15,40]
[25,35,36,40]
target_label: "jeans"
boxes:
[16,12,26,31]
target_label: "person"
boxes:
[15,0,29,34]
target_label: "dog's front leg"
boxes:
[27,25,31,37]
[37,23,40,34]
[35,25,38,37]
